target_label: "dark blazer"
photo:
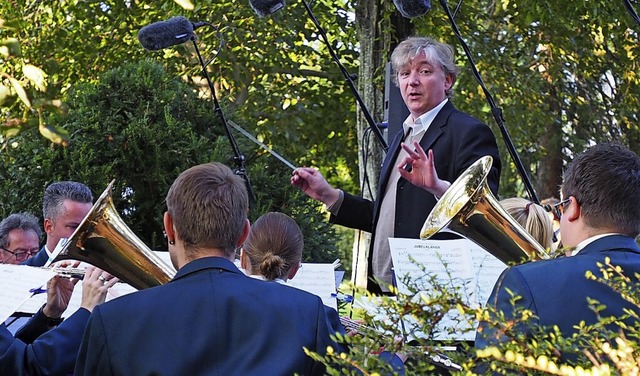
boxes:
[22,246,49,267]
[331,101,501,291]
[476,235,640,350]
[75,257,344,376]
[0,308,90,375]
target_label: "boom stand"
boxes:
[191,38,256,205]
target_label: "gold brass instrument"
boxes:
[420,156,550,264]
[49,180,176,290]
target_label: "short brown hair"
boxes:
[243,212,303,281]
[165,163,248,257]
[562,143,640,237]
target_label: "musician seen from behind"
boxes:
[292,36,501,294]
[241,211,403,374]
[240,211,344,335]
[0,266,117,375]
[23,181,93,267]
[75,162,343,376]
[475,143,640,358]
[0,213,42,265]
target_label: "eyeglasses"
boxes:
[552,198,571,220]
[1,248,40,262]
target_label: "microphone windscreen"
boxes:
[392,0,431,18]
[249,0,285,17]
[138,16,195,51]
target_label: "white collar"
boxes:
[402,98,448,138]
[570,233,622,256]
[248,274,286,284]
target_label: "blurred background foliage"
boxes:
[1,0,640,276]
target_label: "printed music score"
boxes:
[286,263,339,310]
[388,238,507,341]
[0,265,55,323]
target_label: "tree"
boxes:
[410,1,640,199]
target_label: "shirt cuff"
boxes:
[325,190,344,216]
[433,181,451,201]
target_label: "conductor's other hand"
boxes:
[81,266,119,313]
[397,141,450,198]
[291,167,340,206]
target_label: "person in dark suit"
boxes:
[75,163,343,376]
[475,143,640,357]
[0,266,116,375]
[23,181,93,267]
[240,212,345,335]
[291,36,501,293]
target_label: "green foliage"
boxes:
[0,0,360,192]
[314,258,640,375]
[412,0,640,199]
[242,151,349,265]
[0,60,221,249]
[0,60,347,264]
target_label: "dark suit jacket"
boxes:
[75,257,343,376]
[0,308,90,376]
[476,235,640,351]
[331,101,501,291]
[21,246,49,267]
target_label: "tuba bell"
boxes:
[420,156,550,264]
[49,180,176,290]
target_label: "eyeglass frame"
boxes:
[552,198,571,220]
[0,247,40,262]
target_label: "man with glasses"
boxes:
[475,143,640,360]
[0,213,42,265]
[23,181,93,267]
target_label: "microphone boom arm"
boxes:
[191,37,257,205]
[301,1,389,152]
[438,0,540,204]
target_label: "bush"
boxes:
[0,60,346,266]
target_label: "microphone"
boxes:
[138,16,201,51]
[249,0,285,17]
[392,0,431,18]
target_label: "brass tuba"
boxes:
[420,156,550,264]
[49,180,176,290]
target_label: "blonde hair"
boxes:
[500,197,554,249]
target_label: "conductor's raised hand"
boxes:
[291,167,340,206]
[397,141,450,197]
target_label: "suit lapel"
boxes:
[378,129,405,193]
[417,100,453,152]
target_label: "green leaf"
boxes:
[173,0,194,10]
[8,77,31,109]
[0,37,21,56]
[23,64,47,92]
[0,84,10,105]
[38,116,69,145]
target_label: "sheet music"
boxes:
[286,263,338,310]
[0,265,55,323]
[388,238,507,341]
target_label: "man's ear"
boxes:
[565,196,581,222]
[163,212,175,244]
[43,218,54,235]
